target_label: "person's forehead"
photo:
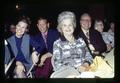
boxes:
[18,21,27,25]
[38,19,47,23]
[81,14,91,19]
[110,22,114,26]
[96,22,103,24]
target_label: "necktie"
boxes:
[43,33,47,48]
[86,32,90,43]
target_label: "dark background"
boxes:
[2,0,116,34]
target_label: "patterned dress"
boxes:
[52,37,93,71]
[102,32,114,47]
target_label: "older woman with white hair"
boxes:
[51,11,93,78]
[94,19,114,52]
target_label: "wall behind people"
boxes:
[3,1,115,35]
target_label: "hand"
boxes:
[16,61,25,72]
[107,44,112,51]
[93,51,99,55]
[89,44,95,51]
[38,52,52,67]
[39,54,47,66]
[77,65,86,72]
[31,51,39,65]
[77,63,90,72]
[38,62,44,67]
[5,64,7,69]
[41,56,46,64]
[38,55,47,67]
[82,63,90,71]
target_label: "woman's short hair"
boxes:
[57,11,76,33]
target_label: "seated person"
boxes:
[51,11,93,78]
[32,17,60,78]
[78,13,107,57]
[4,18,40,78]
[108,22,114,37]
[94,19,114,52]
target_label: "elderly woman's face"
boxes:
[61,19,74,36]
[95,21,104,33]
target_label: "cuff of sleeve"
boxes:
[83,61,91,66]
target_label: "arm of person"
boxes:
[30,36,45,65]
[84,41,93,64]
[38,52,52,66]
[5,64,7,69]
[107,44,112,52]
[78,63,90,72]
[89,43,100,55]
[31,50,39,65]
[93,31,107,53]
[77,39,93,72]
[88,44,95,51]
[51,40,63,71]
[108,33,114,47]
[80,46,93,72]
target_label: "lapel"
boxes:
[21,34,30,59]
[80,30,88,43]
[8,35,18,57]
[8,34,31,63]
[47,29,50,43]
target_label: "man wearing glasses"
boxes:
[78,13,107,58]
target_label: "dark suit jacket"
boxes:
[78,28,107,54]
[33,29,60,55]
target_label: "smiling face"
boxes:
[95,21,104,33]
[80,14,91,30]
[16,21,28,37]
[37,19,49,33]
[61,19,74,36]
